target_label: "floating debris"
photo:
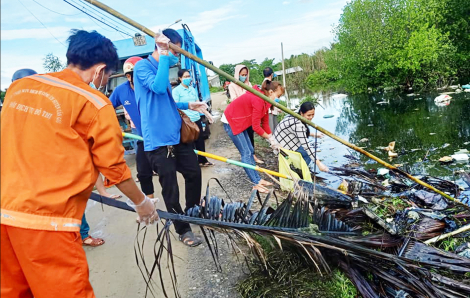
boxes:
[434,94,452,106]
[359,138,369,142]
[439,156,453,163]
[323,114,334,118]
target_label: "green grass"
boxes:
[238,239,359,298]
[210,86,224,93]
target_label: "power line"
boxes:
[62,0,133,37]
[31,0,81,16]
[67,0,133,36]
[18,0,67,47]
[76,0,140,35]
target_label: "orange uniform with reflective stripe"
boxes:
[0,69,132,232]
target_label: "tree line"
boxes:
[307,0,470,93]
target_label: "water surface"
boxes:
[286,90,470,181]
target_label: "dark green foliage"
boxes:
[1,90,6,103]
[218,58,281,85]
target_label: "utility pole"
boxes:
[281,42,289,108]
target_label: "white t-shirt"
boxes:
[221,112,228,124]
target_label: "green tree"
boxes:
[43,53,65,73]
[1,89,7,103]
[219,63,235,84]
[326,0,460,93]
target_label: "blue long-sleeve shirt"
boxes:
[109,81,143,136]
[133,55,188,151]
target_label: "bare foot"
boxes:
[259,179,273,186]
[253,184,269,194]
[254,155,264,164]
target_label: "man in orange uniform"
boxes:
[1,30,158,298]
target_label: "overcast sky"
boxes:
[1,0,348,89]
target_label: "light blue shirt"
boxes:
[133,55,189,151]
[172,84,201,122]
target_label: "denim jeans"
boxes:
[80,213,89,240]
[224,123,261,184]
[296,146,312,165]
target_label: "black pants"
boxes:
[136,141,154,195]
[146,143,202,235]
[194,120,208,164]
[247,126,255,155]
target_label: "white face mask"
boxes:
[89,66,105,90]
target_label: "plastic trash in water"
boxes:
[434,94,452,106]
[451,154,469,161]
[331,94,348,99]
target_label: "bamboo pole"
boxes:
[281,42,289,107]
[122,133,289,179]
[86,0,467,209]
[195,150,289,179]
[424,223,470,245]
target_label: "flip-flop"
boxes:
[179,231,202,247]
[82,236,105,247]
[199,162,214,167]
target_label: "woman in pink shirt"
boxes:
[223,80,284,193]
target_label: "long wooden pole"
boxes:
[86,0,467,209]
[281,42,289,107]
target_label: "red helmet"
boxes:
[123,56,143,74]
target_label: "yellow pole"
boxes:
[83,0,467,209]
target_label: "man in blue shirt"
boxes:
[110,56,155,198]
[134,29,208,247]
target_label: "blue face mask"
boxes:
[182,78,191,86]
[275,98,280,103]
[239,75,247,83]
[89,82,97,89]
[168,52,179,66]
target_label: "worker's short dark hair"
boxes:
[66,29,118,72]
[263,67,274,78]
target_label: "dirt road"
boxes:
[85,92,254,298]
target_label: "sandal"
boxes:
[199,162,214,167]
[82,236,105,247]
[179,231,202,247]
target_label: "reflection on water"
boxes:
[285,90,470,180]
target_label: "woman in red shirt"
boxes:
[222,80,284,193]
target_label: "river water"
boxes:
[286,90,470,183]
